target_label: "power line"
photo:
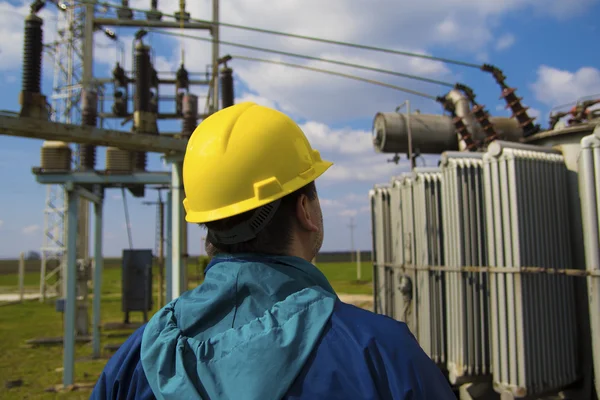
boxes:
[81,0,483,69]
[232,55,438,100]
[150,30,456,88]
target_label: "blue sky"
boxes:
[1,0,599,258]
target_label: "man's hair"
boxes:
[202,181,317,257]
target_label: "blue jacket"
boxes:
[91,254,455,399]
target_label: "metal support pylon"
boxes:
[40,3,81,300]
[40,185,67,300]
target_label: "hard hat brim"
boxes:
[184,159,333,224]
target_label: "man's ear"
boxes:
[295,194,319,232]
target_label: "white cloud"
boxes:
[530,65,600,106]
[0,2,58,71]
[528,107,542,119]
[320,198,344,208]
[301,122,372,155]
[3,0,595,123]
[118,0,596,123]
[235,93,279,110]
[339,209,358,218]
[495,33,516,51]
[321,194,372,218]
[22,224,40,235]
[0,220,4,228]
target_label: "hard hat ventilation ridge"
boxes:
[206,199,282,245]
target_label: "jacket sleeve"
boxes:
[90,326,155,400]
[366,330,456,399]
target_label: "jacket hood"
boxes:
[140,254,337,400]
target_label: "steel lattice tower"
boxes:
[40,1,87,300]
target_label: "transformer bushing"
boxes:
[175,63,189,115]
[112,62,128,117]
[80,89,98,170]
[182,94,198,137]
[220,67,234,109]
[117,0,133,19]
[174,1,190,22]
[105,147,133,173]
[437,96,477,151]
[471,104,498,145]
[146,0,162,21]
[481,64,539,137]
[499,87,537,135]
[41,141,72,171]
[133,42,156,175]
[134,43,151,113]
[150,66,159,114]
[19,13,47,119]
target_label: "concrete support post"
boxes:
[170,162,185,299]
[212,0,220,112]
[92,187,104,359]
[63,187,79,387]
[165,190,173,303]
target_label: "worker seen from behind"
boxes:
[91,102,455,399]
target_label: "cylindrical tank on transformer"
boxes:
[373,112,524,154]
[373,113,459,154]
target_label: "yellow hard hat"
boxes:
[182,102,333,224]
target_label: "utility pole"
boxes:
[349,217,356,262]
[143,189,166,308]
[349,217,361,281]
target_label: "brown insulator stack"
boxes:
[471,104,498,145]
[481,64,539,137]
[19,13,47,119]
[437,96,477,151]
[80,89,98,170]
[182,94,198,137]
[112,62,128,116]
[454,84,497,147]
[175,63,189,115]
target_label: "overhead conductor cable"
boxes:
[232,55,438,100]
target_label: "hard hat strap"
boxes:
[206,199,282,245]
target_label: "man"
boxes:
[91,102,455,399]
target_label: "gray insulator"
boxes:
[22,14,43,94]
[105,147,132,173]
[41,141,71,171]
[220,67,234,109]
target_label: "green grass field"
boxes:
[0,259,372,399]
